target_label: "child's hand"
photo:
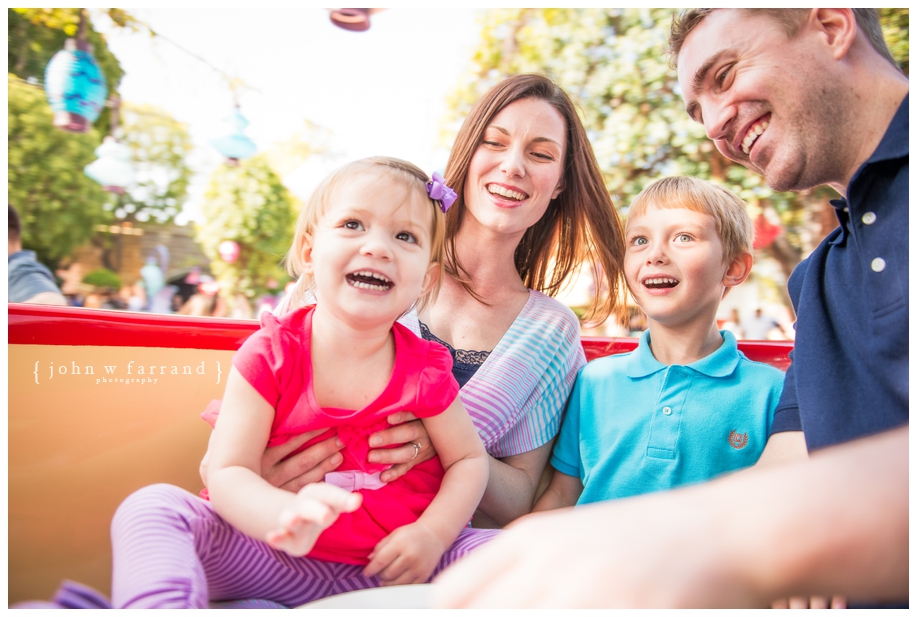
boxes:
[266,483,362,556]
[363,521,446,585]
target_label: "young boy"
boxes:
[536,176,787,510]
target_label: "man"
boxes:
[434,9,907,607]
[8,205,68,305]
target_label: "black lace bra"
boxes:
[418,321,490,388]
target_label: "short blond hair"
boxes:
[285,156,446,312]
[627,176,753,264]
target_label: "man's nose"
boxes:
[704,99,735,142]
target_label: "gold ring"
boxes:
[410,442,421,461]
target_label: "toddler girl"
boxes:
[109,157,493,608]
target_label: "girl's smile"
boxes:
[303,170,438,326]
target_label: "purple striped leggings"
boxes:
[110,484,499,609]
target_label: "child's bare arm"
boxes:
[208,367,359,554]
[754,431,807,467]
[363,396,488,584]
[532,469,583,513]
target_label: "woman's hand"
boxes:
[260,429,346,492]
[368,412,437,483]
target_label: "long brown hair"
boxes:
[443,73,626,325]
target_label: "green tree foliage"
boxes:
[9,8,125,133]
[8,75,112,269]
[195,157,296,312]
[82,267,122,291]
[880,8,909,75]
[113,103,194,225]
[8,9,194,266]
[447,8,909,286]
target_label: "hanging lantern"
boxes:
[329,8,373,31]
[84,96,135,193]
[84,136,135,193]
[219,240,240,264]
[209,107,257,165]
[43,11,108,133]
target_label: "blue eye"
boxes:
[343,220,363,231]
[631,237,647,246]
[676,234,692,242]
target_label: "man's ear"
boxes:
[299,234,315,276]
[809,8,857,61]
[723,252,753,289]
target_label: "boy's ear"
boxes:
[299,234,315,276]
[723,252,753,289]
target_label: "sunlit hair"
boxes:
[443,73,626,325]
[627,176,753,265]
[668,9,901,73]
[284,156,446,313]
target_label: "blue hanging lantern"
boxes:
[209,106,257,164]
[44,28,108,133]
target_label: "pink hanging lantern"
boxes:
[218,240,240,264]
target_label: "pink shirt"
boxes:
[205,306,459,565]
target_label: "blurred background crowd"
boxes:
[7,8,909,337]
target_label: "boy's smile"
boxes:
[624,204,730,331]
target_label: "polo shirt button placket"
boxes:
[662,406,672,416]
[862,211,877,225]
[871,257,886,272]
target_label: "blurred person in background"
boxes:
[8,204,67,305]
[741,308,785,340]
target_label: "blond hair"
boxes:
[627,176,753,264]
[284,156,446,312]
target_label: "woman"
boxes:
[207,74,626,529]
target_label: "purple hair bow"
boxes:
[426,172,457,213]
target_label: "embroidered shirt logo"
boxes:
[728,430,749,450]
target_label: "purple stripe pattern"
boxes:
[110,484,498,608]
[402,290,585,458]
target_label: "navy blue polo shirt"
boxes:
[770,95,908,450]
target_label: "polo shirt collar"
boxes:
[866,92,908,165]
[626,329,739,379]
[830,93,909,218]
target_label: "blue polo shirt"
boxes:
[551,330,784,505]
[8,250,62,303]
[770,95,908,450]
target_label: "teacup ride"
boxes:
[8,303,792,607]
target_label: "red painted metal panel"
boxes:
[8,304,793,369]
[8,303,258,350]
